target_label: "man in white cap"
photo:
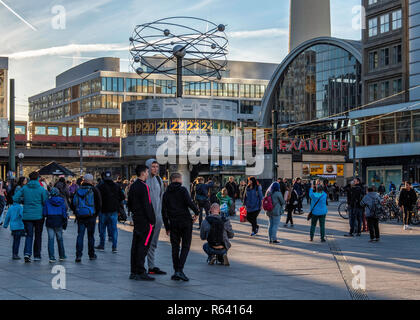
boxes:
[144,159,166,275]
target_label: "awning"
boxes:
[37,162,75,176]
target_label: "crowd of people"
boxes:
[0,161,418,282]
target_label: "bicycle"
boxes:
[338,201,349,219]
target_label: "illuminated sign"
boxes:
[303,164,344,176]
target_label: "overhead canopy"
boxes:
[37,162,75,176]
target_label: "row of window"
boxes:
[368,45,402,71]
[368,78,402,102]
[32,126,120,137]
[368,9,402,37]
[355,111,420,146]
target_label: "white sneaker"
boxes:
[403,225,407,230]
[406,225,411,230]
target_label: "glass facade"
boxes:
[272,44,361,124]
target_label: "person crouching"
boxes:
[200,203,234,266]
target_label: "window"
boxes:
[369,18,378,37]
[396,112,411,143]
[366,119,380,145]
[75,128,87,136]
[108,128,113,137]
[380,116,395,144]
[88,128,99,136]
[15,126,26,134]
[106,78,112,91]
[380,81,390,98]
[48,127,59,135]
[369,51,378,70]
[368,0,377,5]
[414,111,420,142]
[35,126,46,135]
[392,45,402,64]
[102,128,107,137]
[369,83,378,102]
[380,48,389,66]
[392,10,402,30]
[62,127,67,137]
[115,128,121,137]
[380,14,389,33]
[68,127,73,136]
[393,78,402,94]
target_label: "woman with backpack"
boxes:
[264,182,285,244]
[243,176,263,236]
[361,186,382,242]
[284,183,297,227]
[216,188,233,219]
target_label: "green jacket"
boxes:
[216,192,232,208]
[13,180,49,221]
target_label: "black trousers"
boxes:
[197,200,210,228]
[131,224,154,275]
[367,217,380,240]
[247,210,260,233]
[169,219,193,272]
[403,206,413,225]
[285,205,294,225]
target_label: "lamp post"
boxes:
[272,110,278,181]
[79,117,84,176]
[352,122,357,179]
[18,152,24,177]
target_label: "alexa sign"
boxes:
[276,139,348,152]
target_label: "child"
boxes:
[216,188,233,219]
[3,202,25,260]
[43,187,68,263]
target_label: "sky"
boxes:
[0,0,361,120]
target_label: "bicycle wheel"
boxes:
[411,211,420,225]
[338,202,349,219]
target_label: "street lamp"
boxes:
[352,122,357,179]
[79,117,84,177]
[18,152,24,177]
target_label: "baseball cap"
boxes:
[83,174,94,182]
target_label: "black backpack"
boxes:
[207,216,225,247]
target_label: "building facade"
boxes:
[350,0,420,187]
[0,57,8,119]
[260,37,362,185]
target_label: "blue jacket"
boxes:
[3,204,24,231]
[13,180,49,221]
[43,196,67,228]
[309,189,328,216]
[244,185,263,213]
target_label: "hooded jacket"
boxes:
[244,185,263,213]
[200,214,234,250]
[309,189,328,216]
[361,192,382,218]
[97,179,124,213]
[162,182,199,231]
[43,196,67,228]
[3,203,24,231]
[12,180,49,221]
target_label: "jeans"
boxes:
[23,219,44,258]
[310,214,326,240]
[76,217,96,258]
[12,230,25,256]
[197,200,210,228]
[268,215,281,241]
[47,227,65,259]
[99,212,118,249]
[349,207,363,234]
[367,217,380,240]
[203,243,227,260]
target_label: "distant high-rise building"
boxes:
[0,57,8,119]
[289,0,331,51]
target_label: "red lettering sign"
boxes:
[280,140,287,151]
[298,139,308,151]
[309,139,318,152]
[320,139,329,151]
[340,140,348,152]
[289,139,298,151]
[331,140,339,152]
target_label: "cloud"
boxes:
[3,43,128,59]
[228,28,288,39]
[186,0,214,11]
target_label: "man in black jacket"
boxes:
[96,171,125,253]
[127,165,156,281]
[162,173,200,282]
[399,181,418,230]
[73,174,102,263]
[345,178,364,237]
[225,177,239,214]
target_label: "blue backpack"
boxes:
[73,186,95,217]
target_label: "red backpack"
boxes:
[262,194,274,211]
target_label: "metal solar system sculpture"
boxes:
[129,17,228,98]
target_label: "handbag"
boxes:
[307,197,322,221]
[239,206,247,222]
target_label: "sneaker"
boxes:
[375,238,380,242]
[208,255,217,265]
[171,273,181,281]
[272,240,280,244]
[250,232,256,236]
[344,233,354,237]
[12,255,21,260]
[309,238,313,242]
[75,256,82,263]
[89,254,97,260]
[321,239,326,243]
[290,224,294,228]
[222,254,230,267]
[269,240,273,244]
[368,239,375,243]
[148,267,166,275]
[135,273,155,281]
[283,224,288,227]
[406,225,412,230]
[112,248,118,254]
[356,233,361,237]
[49,258,57,263]
[59,256,67,261]
[24,255,31,263]
[33,257,41,261]
[95,246,104,252]
[178,271,189,281]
